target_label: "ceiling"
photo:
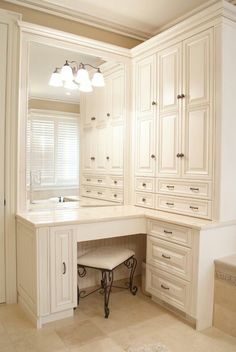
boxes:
[5,0,227,40]
[28,42,103,103]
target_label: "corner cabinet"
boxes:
[134,28,213,219]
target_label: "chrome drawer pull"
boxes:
[166,202,174,206]
[166,185,174,189]
[190,206,199,211]
[62,262,66,275]
[164,230,172,235]
[190,187,199,192]
[162,254,171,260]
[161,284,169,290]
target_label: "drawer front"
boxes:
[135,192,155,209]
[156,195,212,219]
[108,189,123,203]
[147,236,192,281]
[82,174,97,186]
[147,220,192,247]
[109,175,123,188]
[81,186,107,199]
[95,176,107,187]
[135,177,155,192]
[146,265,190,313]
[158,179,212,199]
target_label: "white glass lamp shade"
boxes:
[75,67,89,84]
[60,60,73,81]
[64,80,78,90]
[91,69,105,87]
[48,68,63,87]
[79,80,93,93]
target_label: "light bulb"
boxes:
[48,68,63,87]
[64,80,78,90]
[79,80,93,93]
[60,60,73,81]
[75,66,89,84]
[91,69,105,87]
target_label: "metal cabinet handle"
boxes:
[114,180,118,184]
[176,153,184,158]
[86,190,91,193]
[166,185,174,189]
[177,94,182,99]
[142,183,146,187]
[97,192,102,195]
[166,202,174,206]
[164,230,172,235]
[152,101,157,105]
[114,194,117,198]
[162,254,171,259]
[62,262,66,275]
[90,157,95,161]
[161,284,169,290]
[106,156,110,160]
[91,117,96,121]
[97,179,102,183]
[142,198,146,202]
[151,154,156,159]
[107,113,110,117]
[86,178,91,182]
[181,94,185,98]
[190,206,199,211]
[190,187,199,192]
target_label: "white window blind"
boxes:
[27,110,79,188]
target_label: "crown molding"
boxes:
[29,96,81,105]
[3,0,151,40]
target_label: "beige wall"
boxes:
[29,99,80,114]
[0,1,142,48]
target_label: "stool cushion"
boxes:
[78,246,135,270]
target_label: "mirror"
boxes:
[27,42,125,211]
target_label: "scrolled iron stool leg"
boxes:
[124,256,138,295]
[77,265,87,305]
[102,270,114,318]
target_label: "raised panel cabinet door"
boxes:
[135,116,156,176]
[96,125,108,172]
[183,29,213,107]
[50,227,77,313]
[95,87,106,125]
[158,43,182,114]
[182,106,212,178]
[136,55,156,118]
[111,70,124,121]
[82,128,96,172]
[157,113,181,177]
[84,93,97,127]
[108,122,124,174]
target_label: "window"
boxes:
[27,109,80,189]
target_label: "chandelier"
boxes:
[48,60,105,92]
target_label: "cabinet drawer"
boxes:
[156,195,212,219]
[147,236,192,281]
[108,189,123,203]
[109,175,123,188]
[147,220,192,247]
[146,265,190,313]
[135,177,155,192]
[95,176,107,187]
[82,174,97,186]
[135,192,155,209]
[81,186,108,199]
[158,179,211,199]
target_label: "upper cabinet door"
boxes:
[108,122,124,174]
[183,29,212,107]
[82,128,96,172]
[96,125,108,172]
[157,44,182,177]
[111,70,124,121]
[182,29,213,179]
[95,87,106,125]
[158,43,182,115]
[136,55,156,118]
[81,93,96,128]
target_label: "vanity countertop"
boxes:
[16,205,223,230]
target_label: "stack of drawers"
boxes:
[135,177,212,219]
[146,219,193,314]
[81,174,123,203]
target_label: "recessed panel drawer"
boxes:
[147,220,192,247]
[135,177,155,192]
[146,265,190,313]
[95,176,107,187]
[158,179,212,199]
[82,174,98,186]
[109,175,123,188]
[135,192,155,209]
[156,195,212,219]
[108,189,123,203]
[147,236,192,281]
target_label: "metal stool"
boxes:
[77,246,138,318]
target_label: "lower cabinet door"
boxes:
[146,264,190,313]
[50,226,77,313]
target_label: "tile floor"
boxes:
[1,286,236,352]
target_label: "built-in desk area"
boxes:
[16,206,236,330]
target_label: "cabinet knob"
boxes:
[151,154,156,159]
[142,198,146,202]
[114,180,118,184]
[177,94,182,99]
[90,157,95,161]
[142,183,146,187]
[176,153,184,158]
[181,94,185,98]
[106,156,110,160]
[114,194,117,198]
[107,113,110,117]
[152,101,157,105]
[91,117,96,121]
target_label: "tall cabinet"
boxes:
[134,28,213,219]
[80,64,125,203]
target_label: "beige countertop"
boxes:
[16,205,217,230]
